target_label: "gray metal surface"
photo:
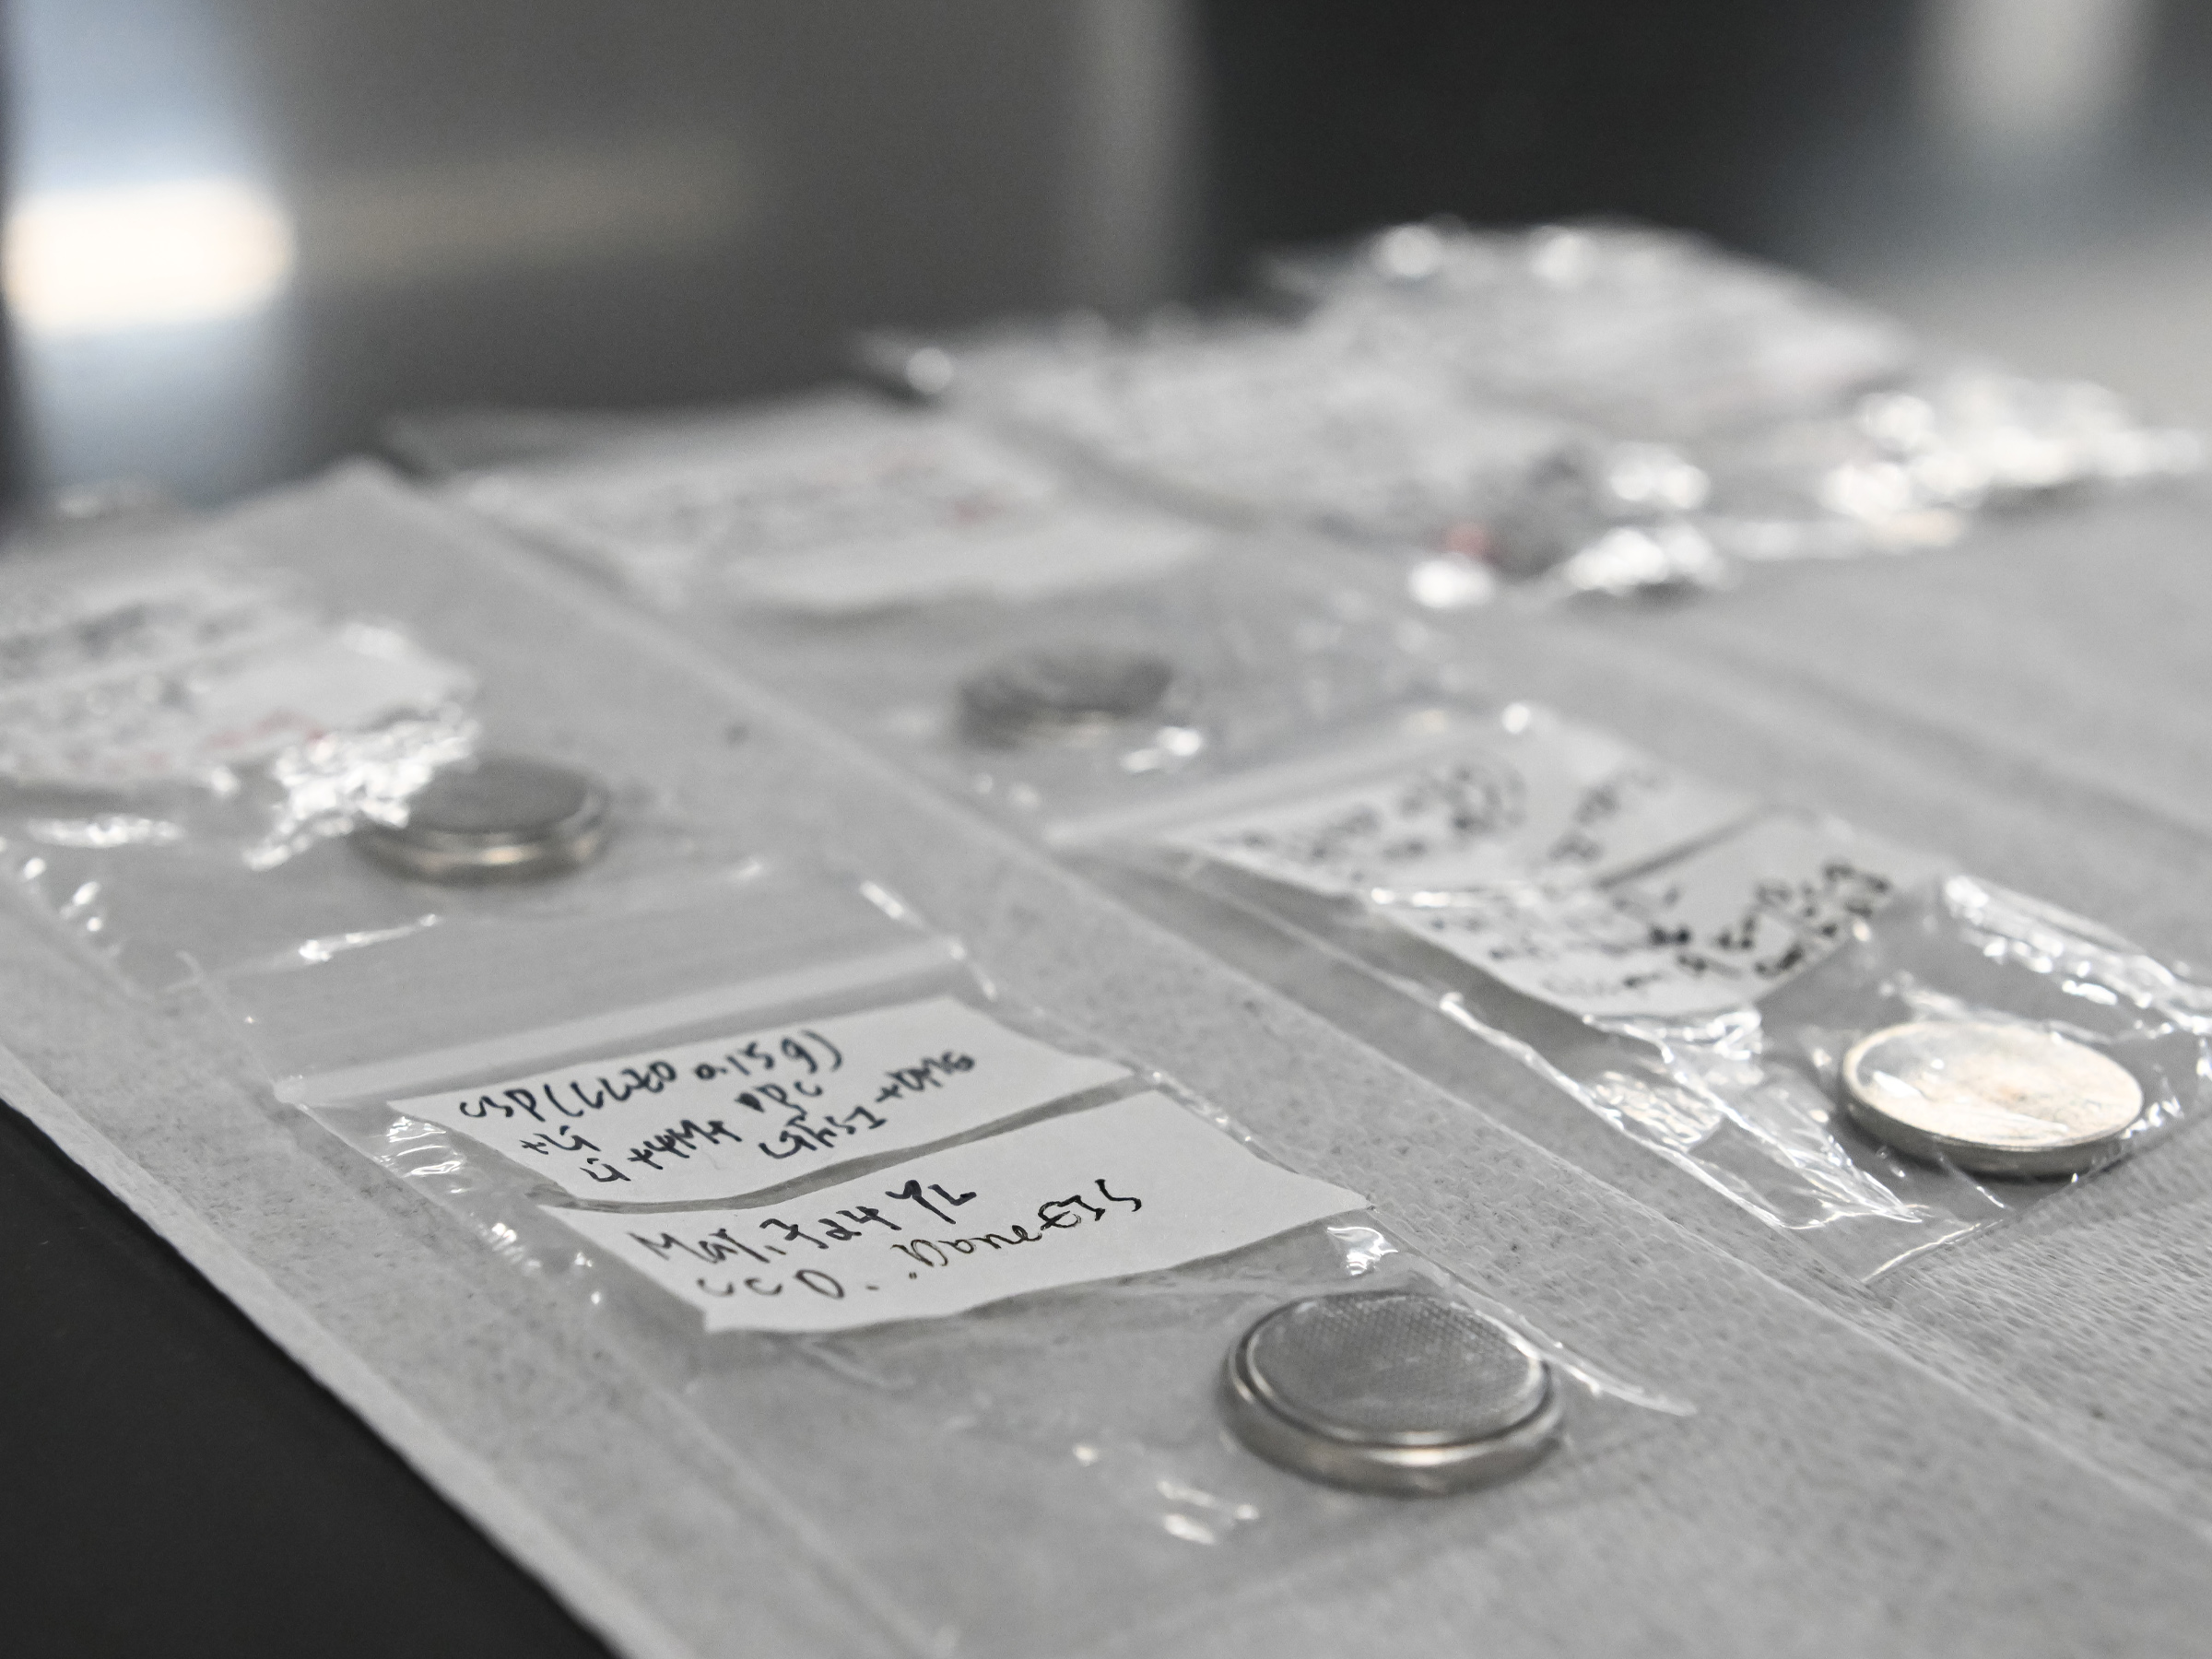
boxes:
[1839,1020,2145,1178]
[958,647,1180,747]
[353,752,612,883]
[1222,1289,1563,1496]
[3,465,2210,1656]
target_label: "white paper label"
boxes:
[547,1091,1367,1333]
[722,508,1210,614]
[0,562,472,787]
[395,995,1130,1204]
[467,413,1207,611]
[1386,813,1944,1018]
[2,565,290,682]
[1165,712,1750,900]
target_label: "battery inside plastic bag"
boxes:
[1078,702,2212,1279]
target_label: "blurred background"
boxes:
[6,0,2210,509]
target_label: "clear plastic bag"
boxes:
[1264,218,1915,441]
[431,378,1483,840]
[587,1216,1677,1657]
[0,533,749,994]
[861,225,1892,592]
[1699,365,2207,563]
[896,311,1578,555]
[768,533,1459,837]
[459,446,1461,841]
[878,219,2196,595]
[212,862,1682,1658]
[452,391,1215,618]
[868,309,1738,601]
[1266,219,2202,567]
[1074,700,2212,1279]
[0,536,472,794]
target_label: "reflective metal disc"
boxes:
[354,753,611,883]
[1222,1288,1562,1495]
[958,648,1175,747]
[1841,1019,2144,1178]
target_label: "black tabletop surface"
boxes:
[1,1099,610,1659]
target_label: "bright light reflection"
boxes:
[6,177,294,337]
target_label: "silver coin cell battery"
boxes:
[1222,1288,1563,1496]
[354,754,612,884]
[1840,1019,2145,1178]
[958,648,1175,747]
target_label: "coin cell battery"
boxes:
[958,648,1176,747]
[1222,1288,1563,1496]
[1841,1019,2145,1178]
[354,754,612,883]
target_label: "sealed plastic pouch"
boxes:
[441,392,1473,835]
[1072,702,2212,1278]
[0,535,756,994]
[606,1191,1679,1655]
[215,868,1681,1657]
[834,535,1453,836]
[500,499,1460,843]
[877,309,1597,567]
[10,714,747,994]
[1262,219,1915,441]
[452,392,1214,618]
[216,865,1127,1194]
[1260,219,2197,571]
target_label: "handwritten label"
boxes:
[465,414,1206,612]
[547,1091,1367,1333]
[0,561,472,787]
[1386,813,1942,1018]
[394,995,1130,1204]
[1166,714,1749,900]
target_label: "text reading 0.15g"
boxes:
[392,995,1129,1206]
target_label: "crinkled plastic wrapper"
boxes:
[210,865,1682,1658]
[868,306,1730,597]
[1263,218,1916,440]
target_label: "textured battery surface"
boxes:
[1240,1290,1547,1444]
[2,464,2210,1656]
[395,754,602,840]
